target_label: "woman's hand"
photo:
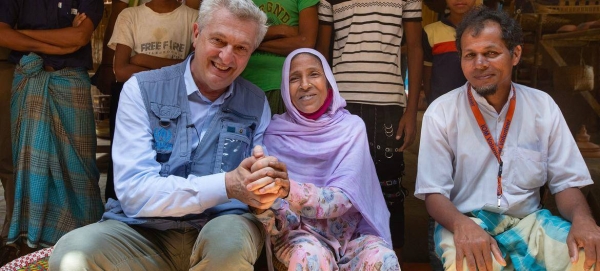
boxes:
[246,157,289,197]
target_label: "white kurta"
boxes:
[415,83,593,218]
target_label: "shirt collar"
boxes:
[470,82,516,115]
[184,55,233,104]
[441,16,456,28]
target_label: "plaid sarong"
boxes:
[8,53,103,247]
[434,209,590,270]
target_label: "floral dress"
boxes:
[256,181,400,271]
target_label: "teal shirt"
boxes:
[241,0,319,92]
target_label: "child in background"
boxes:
[109,0,198,82]
[422,0,477,104]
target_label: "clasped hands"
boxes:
[225,145,290,213]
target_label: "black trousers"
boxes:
[345,103,408,248]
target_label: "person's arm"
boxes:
[288,182,353,219]
[0,22,80,54]
[416,107,505,271]
[261,25,298,42]
[113,43,148,82]
[96,0,128,94]
[254,198,298,237]
[0,0,79,53]
[113,77,237,217]
[426,193,506,271]
[555,188,600,269]
[255,5,319,56]
[114,79,288,217]
[129,53,185,70]
[396,20,422,151]
[253,180,352,237]
[541,95,599,269]
[315,23,332,63]
[17,16,96,48]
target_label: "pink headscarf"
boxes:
[264,48,391,244]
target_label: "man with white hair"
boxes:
[49,0,289,269]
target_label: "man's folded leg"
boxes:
[190,214,265,271]
[49,220,176,271]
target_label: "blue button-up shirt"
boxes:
[0,0,103,69]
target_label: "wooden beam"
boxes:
[540,41,567,67]
[580,91,600,118]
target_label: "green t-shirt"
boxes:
[240,0,319,92]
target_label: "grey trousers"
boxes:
[49,213,265,271]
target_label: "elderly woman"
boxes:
[254,48,400,270]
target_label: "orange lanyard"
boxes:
[467,84,516,207]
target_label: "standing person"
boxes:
[316,0,424,263]
[49,0,290,270]
[422,0,476,104]
[0,15,87,265]
[0,46,15,264]
[0,0,104,259]
[255,48,400,270]
[415,7,600,271]
[109,0,197,82]
[103,0,198,201]
[93,0,200,97]
[240,0,319,115]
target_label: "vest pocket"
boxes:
[215,121,253,172]
[149,103,182,176]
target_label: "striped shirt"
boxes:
[318,0,422,106]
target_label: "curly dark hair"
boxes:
[455,7,523,54]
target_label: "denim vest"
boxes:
[102,57,266,230]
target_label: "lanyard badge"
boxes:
[467,84,516,210]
